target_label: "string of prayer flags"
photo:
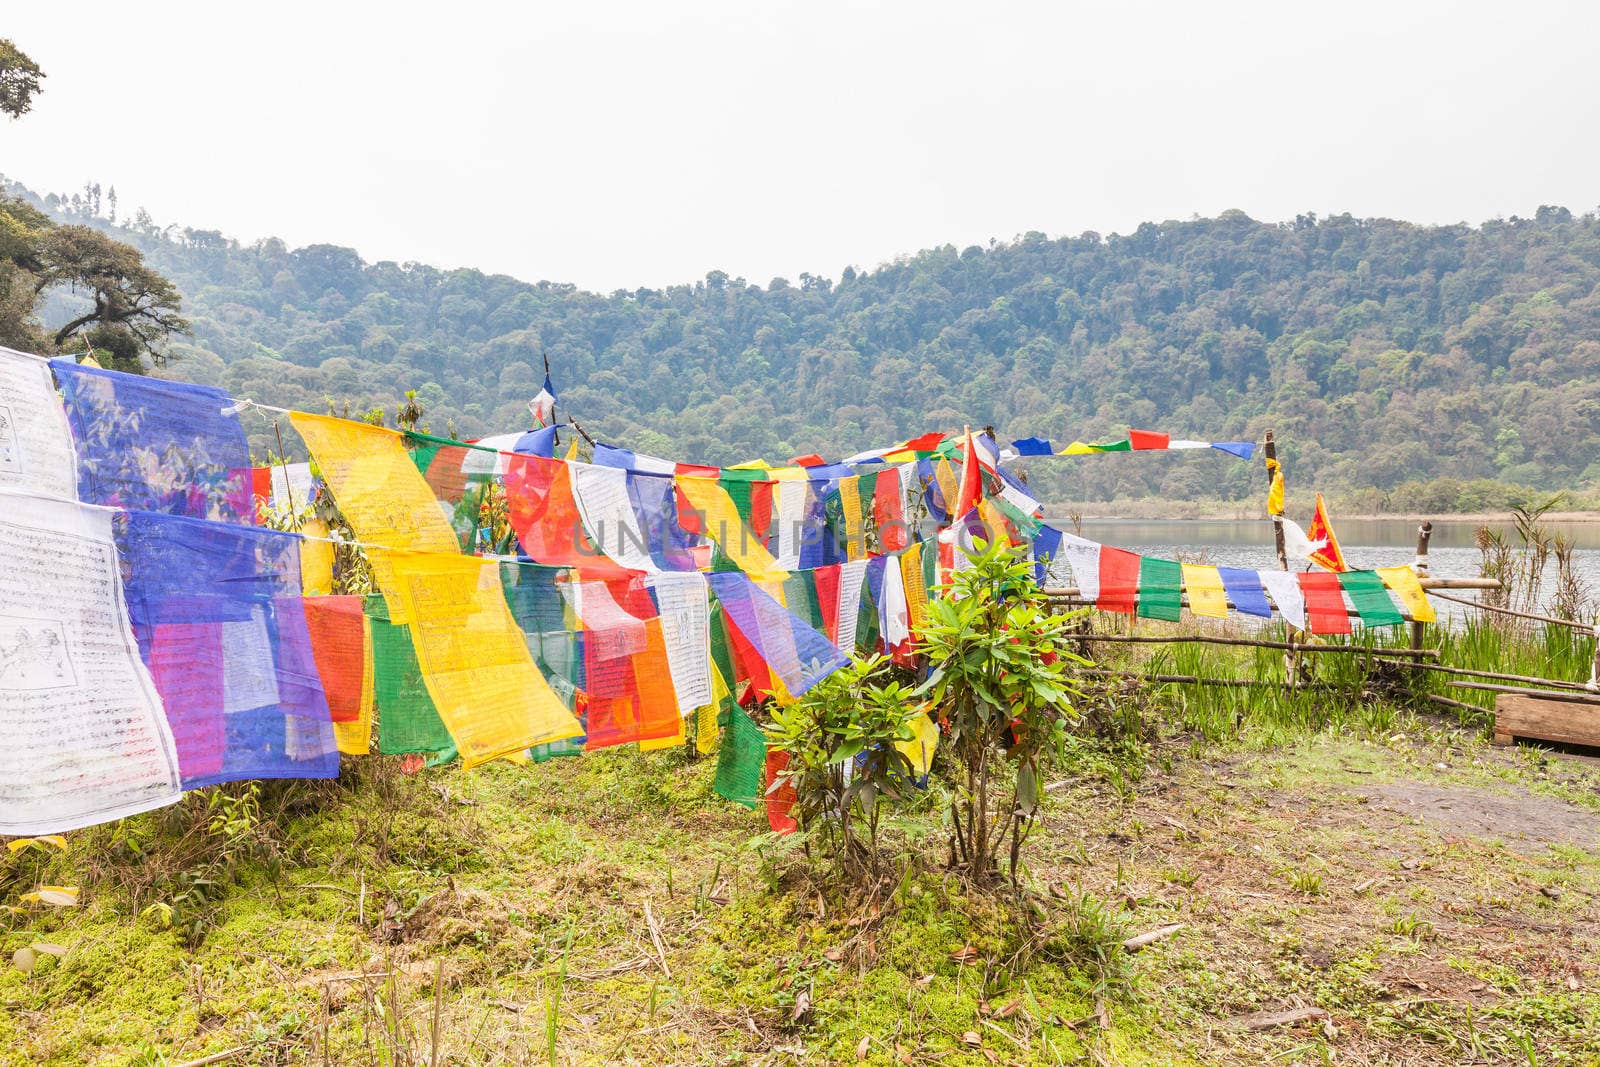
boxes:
[1014,431,1255,460]
[1338,570,1405,627]
[1180,564,1230,619]
[570,462,662,573]
[53,360,255,522]
[117,510,339,788]
[0,491,183,835]
[0,347,80,500]
[1378,566,1435,623]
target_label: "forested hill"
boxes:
[12,177,1600,509]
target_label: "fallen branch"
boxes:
[1121,923,1184,953]
[1234,1006,1329,1031]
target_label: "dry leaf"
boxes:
[20,886,79,907]
[790,988,812,1024]
[949,945,980,964]
[856,1035,871,1060]
[11,947,36,973]
[914,974,934,989]
[6,835,67,853]
[30,942,66,957]
[997,998,1020,1019]
[1567,975,1582,990]
[961,1031,982,1047]
[1095,999,1112,1030]
[824,948,844,963]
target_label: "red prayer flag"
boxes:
[1297,571,1352,634]
[1127,430,1170,451]
[900,431,947,453]
[1097,547,1141,614]
[789,453,826,467]
[1306,493,1349,572]
[813,564,842,644]
[764,750,799,834]
[954,431,984,519]
[874,473,907,551]
[302,596,365,723]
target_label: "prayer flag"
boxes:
[1378,566,1435,623]
[1137,557,1183,621]
[1181,564,1230,619]
[1296,571,1351,635]
[1339,570,1405,626]
[1306,493,1348,572]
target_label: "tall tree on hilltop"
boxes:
[0,38,45,119]
[37,226,189,372]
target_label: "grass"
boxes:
[2,610,1599,1064]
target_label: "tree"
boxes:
[0,39,44,119]
[37,225,189,370]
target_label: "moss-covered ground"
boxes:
[3,715,1599,1065]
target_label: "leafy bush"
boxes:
[917,538,1088,886]
[767,656,924,881]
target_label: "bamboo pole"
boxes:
[1444,680,1600,706]
[1589,622,1599,693]
[1079,668,1282,690]
[1423,693,1488,714]
[1426,590,1597,633]
[1377,658,1591,690]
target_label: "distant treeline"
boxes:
[9,176,1599,511]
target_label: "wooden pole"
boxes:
[1263,430,1287,571]
[1409,520,1432,652]
[1382,658,1591,690]
[1262,430,1297,687]
[1426,589,1597,632]
[1589,621,1600,693]
[1444,680,1600,706]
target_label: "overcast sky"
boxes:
[6,1,1598,292]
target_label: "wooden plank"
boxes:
[1493,693,1600,748]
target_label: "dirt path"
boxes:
[1032,732,1600,1064]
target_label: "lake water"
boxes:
[1056,517,1600,621]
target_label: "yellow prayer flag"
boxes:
[901,543,930,631]
[563,438,580,461]
[838,474,865,561]
[1181,564,1230,619]
[289,414,461,624]
[1378,566,1435,623]
[1265,457,1285,516]
[385,550,583,767]
[1062,441,1094,455]
[639,716,686,751]
[675,476,786,578]
[299,516,336,596]
[894,711,940,777]
[932,459,959,517]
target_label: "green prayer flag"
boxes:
[783,571,826,634]
[368,595,454,755]
[1092,438,1134,453]
[1137,557,1184,621]
[714,704,767,809]
[1338,570,1405,626]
